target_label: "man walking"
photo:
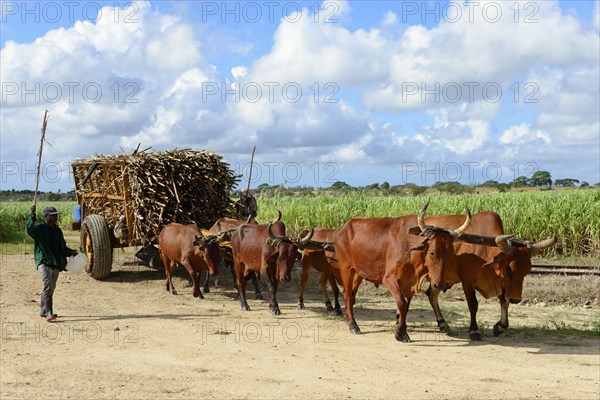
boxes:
[26,205,78,322]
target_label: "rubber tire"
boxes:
[81,214,113,279]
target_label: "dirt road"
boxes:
[1,252,599,399]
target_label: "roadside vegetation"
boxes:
[2,187,599,258]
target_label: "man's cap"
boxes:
[43,206,59,217]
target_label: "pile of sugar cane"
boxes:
[73,148,239,244]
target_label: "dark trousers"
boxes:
[38,264,60,316]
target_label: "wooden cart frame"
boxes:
[72,160,147,279]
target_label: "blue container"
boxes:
[73,205,82,223]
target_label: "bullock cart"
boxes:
[71,148,238,279]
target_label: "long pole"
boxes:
[33,110,49,206]
[245,146,256,195]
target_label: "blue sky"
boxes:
[1,0,599,191]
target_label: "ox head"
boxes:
[267,214,313,282]
[192,233,222,276]
[410,201,472,291]
[486,234,557,304]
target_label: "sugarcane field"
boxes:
[1,1,599,400]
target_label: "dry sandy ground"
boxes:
[1,249,599,400]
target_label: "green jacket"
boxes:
[26,215,74,270]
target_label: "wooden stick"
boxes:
[33,110,49,206]
[246,146,256,195]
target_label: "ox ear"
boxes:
[482,252,507,270]
[406,226,422,235]
[192,235,203,247]
[407,241,428,255]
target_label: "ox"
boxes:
[158,223,220,298]
[421,211,557,340]
[298,228,342,314]
[231,211,312,316]
[333,202,472,342]
[205,216,263,299]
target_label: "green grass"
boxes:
[0,201,76,243]
[256,189,600,257]
[2,188,599,257]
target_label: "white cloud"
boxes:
[381,11,398,26]
[248,6,388,85]
[231,66,248,80]
[1,0,598,190]
[499,123,551,145]
[120,106,181,148]
[530,65,599,145]
[365,0,599,110]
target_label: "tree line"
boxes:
[0,189,76,202]
[1,171,596,201]
[256,170,597,196]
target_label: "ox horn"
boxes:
[529,235,558,256]
[298,228,314,245]
[272,210,282,223]
[194,234,212,247]
[267,222,285,241]
[417,200,430,232]
[451,206,472,239]
[246,215,253,224]
[495,234,514,254]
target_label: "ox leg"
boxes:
[425,285,451,334]
[351,275,363,306]
[248,272,264,300]
[298,263,311,310]
[235,264,250,311]
[202,269,210,293]
[162,257,177,295]
[383,276,411,343]
[340,268,360,334]
[328,273,342,315]
[187,267,204,299]
[493,296,510,337]
[319,272,334,312]
[261,269,280,316]
[463,285,481,341]
[228,261,238,290]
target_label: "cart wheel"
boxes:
[81,214,113,279]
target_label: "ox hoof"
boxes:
[326,304,334,312]
[493,323,507,337]
[350,327,361,335]
[335,308,343,316]
[241,304,251,311]
[395,332,412,343]
[203,286,210,293]
[298,303,305,309]
[438,320,452,334]
[255,292,264,300]
[469,332,482,341]
[272,308,281,316]
[171,290,177,295]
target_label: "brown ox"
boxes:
[158,223,220,298]
[299,228,342,314]
[204,216,263,299]
[333,202,472,342]
[422,211,557,340]
[231,211,311,316]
